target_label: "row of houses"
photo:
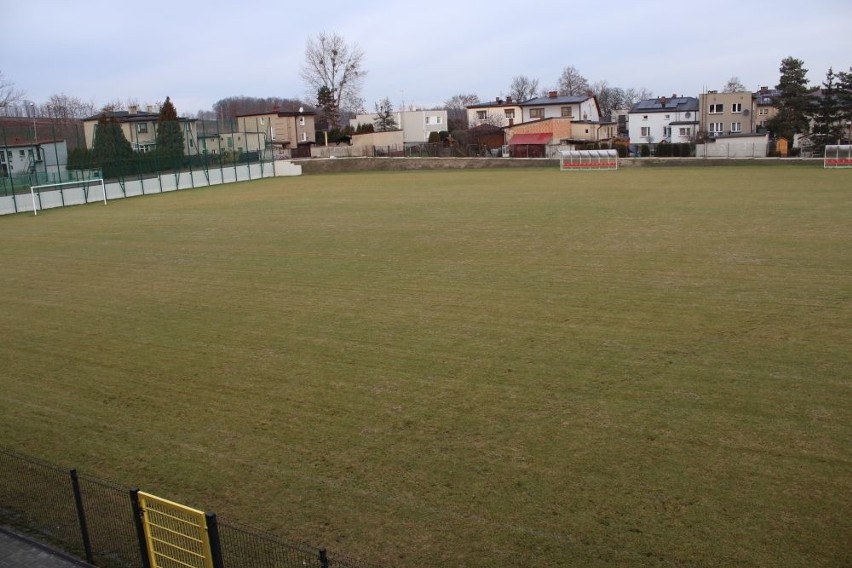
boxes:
[0,84,827,179]
[461,86,786,156]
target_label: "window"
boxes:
[709,103,723,113]
[708,122,724,133]
[759,108,769,115]
[301,132,307,142]
[758,120,767,128]
[679,127,691,136]
[665,114,671,119]
[19,150,25,158]
[530,108,544,119]
[227,138,234,148]
[137,123,148,134]
[641,127,651,137]
[504,109,514,119]
[732,103,742,113]
[731,122,742,132]
[642,115,648,121]
[476,110,487,120]
[299,116,305,126]
[561,106,573,117]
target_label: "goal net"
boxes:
[29,178,106,215]
[824,145,852,168]
[560,149,618,171]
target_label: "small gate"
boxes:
[133,490,223,568]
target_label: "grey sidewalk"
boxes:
[0,527,92,568]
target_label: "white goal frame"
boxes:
[30,178,106,215]
[559,149,619,171]
[823,145,852,169]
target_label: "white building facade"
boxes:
[628,96,699,144]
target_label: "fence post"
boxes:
[205,512,225,568]
[129,488,152,568]
[69,469,95,565]
[319,548,329,568]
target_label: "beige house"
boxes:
[466,97,524,128]
[82,105,198,155]
[699,90,756,137]
[236,110,316,157]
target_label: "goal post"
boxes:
[560,149,619,171]
[823,144,852,168]
[30,178,106,216]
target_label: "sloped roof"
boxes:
[521,95,591,106]
[629,97,699,113]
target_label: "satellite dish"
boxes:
[743,109,750,116]
[685,112,691,118]
[298,106,304,113]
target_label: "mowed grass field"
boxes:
[0,166,850,567]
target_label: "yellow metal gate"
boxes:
[137,491,214,568]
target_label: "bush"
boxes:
[640,145,651,157]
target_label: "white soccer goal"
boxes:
[30,178,106,215]
[560,149,619,171]
[823,145,852,169]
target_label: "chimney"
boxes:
[496,97,503,104]
[660,96,667,108]
[548,91,558,98]
[128,104,138,114]
[146,105,155,113]
[505,96,512,103]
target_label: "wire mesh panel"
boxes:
[218,519,322,568]
[0,449,85,557]
[79,474,145,568]
[138,491,213,568]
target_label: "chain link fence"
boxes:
[0,448,379,568]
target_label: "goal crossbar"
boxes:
[30,178,106,215]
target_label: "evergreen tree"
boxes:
[156,96,185,169]
[767,57,812,142]
[810,68,843,154]
[92,114,133,178]
[373,97,398,132]
[837,68,852,142]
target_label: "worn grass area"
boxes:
[0,167,850,567]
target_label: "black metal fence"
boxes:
[0,448,378,568]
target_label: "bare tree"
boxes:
[300,32,366,129]
[44,93,96,121]
[444,93,480,130]
[557,66,590,96]
[508,75,539,101]
[591,80,627,120]
[723,76,747,92]
[0,70,25,111]
[623,87,654,107]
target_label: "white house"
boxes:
[350,109,448,144]
[1,139,68,179]
[628,96,699,144]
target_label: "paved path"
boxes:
[0,528,92,568]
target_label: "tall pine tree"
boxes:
[156,96,185,169]
[768,57,812,142]
[836,68,852,142]
[810,68,843,154]
[93,114,134,178]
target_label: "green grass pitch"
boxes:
[0,166,849,567]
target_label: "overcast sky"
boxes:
[3,0,851,115]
